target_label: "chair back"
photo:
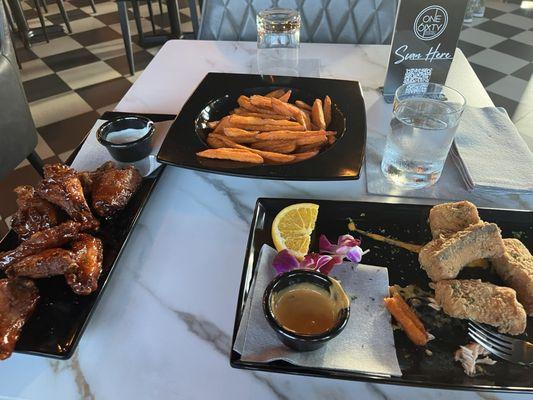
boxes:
[198,0,398,44]
[0,4,38,180]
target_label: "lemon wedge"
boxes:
[271,203,319,259]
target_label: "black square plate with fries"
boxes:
[157,73,366,180]
[231,198,533,393]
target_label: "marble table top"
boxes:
[0,41,530,400]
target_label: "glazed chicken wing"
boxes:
[65,234,103,295]
[4,248,77,279]
[11,186,59,240]
[0,279,39,360]
[0,221,82,269]
[37,164,98,229]
[82,162,142,218]
[78,161,114,196]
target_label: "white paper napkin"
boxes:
[450,106,533,193]
[233,245,402,377]
[70,116,175,176]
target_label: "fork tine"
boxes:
[469,321,514,345]
[468,322,513,350]
[468,331,512,361]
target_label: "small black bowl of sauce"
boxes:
[263,269,350,352]
[97,116,155,162]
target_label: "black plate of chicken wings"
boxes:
[0,116,167,359]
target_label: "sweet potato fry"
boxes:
[224,127,258,138]
[323,95,332,127]
[271,97,302,119]
[213,116,232,134]
[311,99,326,130]
[384,293,428,346]
[291,150,319,162]
[237,96,277,115]
[278,90,292,103]
[295,135,327,146]
[250,95,273,109]
[251,141,296,154]
[210,132,257,144]
[207,120,220,129]
[296,143,325,153]
[196,148,264,164]
[228,115,301,127]
[327,135,337,145]
[255,131,306,140]
[233,109,290,120]
[233,124,305,132]
[206,135,226,148]
[295,100,312,111]
[265,89,285,98]
[295,112,311,130]
[215,135,296,163]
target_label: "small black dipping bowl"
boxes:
[263,269,350,352]
[97,116,155,162]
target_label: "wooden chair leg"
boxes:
[157,0,163,16]
[117,0,135,75]
[32,0,49,42]
[56,0,72,33]
[27,151,44,177]
[146,0,156,34]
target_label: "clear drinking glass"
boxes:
[381,83,466,189]
[473,0,486,17]
[464,0,475,23]
[256,8,300,75]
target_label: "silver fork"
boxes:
[468,322,533,366]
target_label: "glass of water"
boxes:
[381,83,466,189]
[256,8,300,75]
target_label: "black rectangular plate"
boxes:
[231,198,533,393]
[0,113,168,358]
[157,72,366,180]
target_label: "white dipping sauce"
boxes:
[105,127,150,144]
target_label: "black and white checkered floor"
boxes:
[459,0,533,147]
[0,0,531,236]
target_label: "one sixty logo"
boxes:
[413,5,448,41]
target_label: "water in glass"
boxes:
[381,83,465,189]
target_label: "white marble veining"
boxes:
[0,41,531,400]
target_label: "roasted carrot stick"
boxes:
[384,294,429,346]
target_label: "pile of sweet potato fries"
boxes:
[196,89,337,164]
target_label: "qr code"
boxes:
[403,68,432,84]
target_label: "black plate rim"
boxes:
[156,72,367,181]
[230,197,533,394]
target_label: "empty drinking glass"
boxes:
[381,83,466,189]
[464,0,475,23]
[473,0,486,17]
[256,8,300,75]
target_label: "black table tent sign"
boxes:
[383,0,468,102]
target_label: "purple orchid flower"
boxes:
[272,234,365,275]
[319,234,364,263]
